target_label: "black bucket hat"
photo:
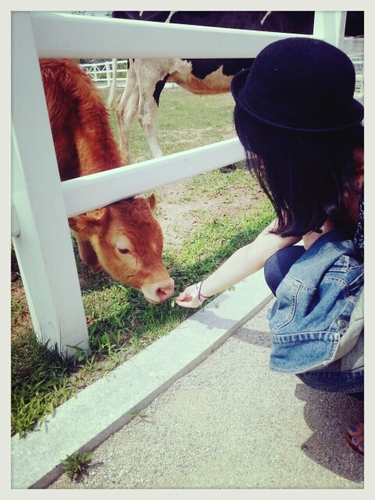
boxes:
[231,37,364,132]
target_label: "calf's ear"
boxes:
[68,207,109,239]
[145,192,157,212]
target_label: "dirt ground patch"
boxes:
[154,172,265,247]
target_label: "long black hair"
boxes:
[234,105,363,237]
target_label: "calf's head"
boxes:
[69,193,174,303]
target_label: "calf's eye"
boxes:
[117,247,130,255]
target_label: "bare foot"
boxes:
[347,423,364,455]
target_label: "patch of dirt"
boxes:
[154,176,265,247]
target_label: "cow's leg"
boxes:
[116,60,139,165]
[138,92,164,159]
[135,60,168,159]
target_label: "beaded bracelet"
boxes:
[190,282,201,302]
[191,281,209,304]
[191,281,210,303]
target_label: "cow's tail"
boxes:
[106,58,119,110]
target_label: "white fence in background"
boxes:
[342,37,364,101]
[11,11,361,356]
[79,59,128,87]
[80,58,179,89]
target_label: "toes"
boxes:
[349,434,364,446]
[347,423,364,455]
[348,422,364,437]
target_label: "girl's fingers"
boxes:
[175,296,201,308]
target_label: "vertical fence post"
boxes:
[313,11,346,48]
[105,60,111,86]
[11,12,89,357]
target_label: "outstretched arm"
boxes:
[175,219,301,308]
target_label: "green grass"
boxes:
[11,87,274,438]
[61,451,93,482]
[109,86,237,161]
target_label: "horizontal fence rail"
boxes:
[30,12,316,59]
[62,138,246,218]
[11,11,358,355]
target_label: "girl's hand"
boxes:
[175,284,206,309]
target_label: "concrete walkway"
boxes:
[11,270,365,490]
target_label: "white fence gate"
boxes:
[11,11,360,357]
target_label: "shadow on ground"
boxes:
[295,383,364,483]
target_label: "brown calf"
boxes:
[40,58,174,303]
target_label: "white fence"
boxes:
[80,59,128,87]
[80,58,178,89]
[11,11,359,356]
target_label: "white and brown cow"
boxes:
[108,11,363,165]
[40,58,174,303]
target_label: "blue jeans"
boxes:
[264,246,364,394]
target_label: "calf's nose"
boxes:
[156,279,175,302]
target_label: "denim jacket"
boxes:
[268,229,364,374]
